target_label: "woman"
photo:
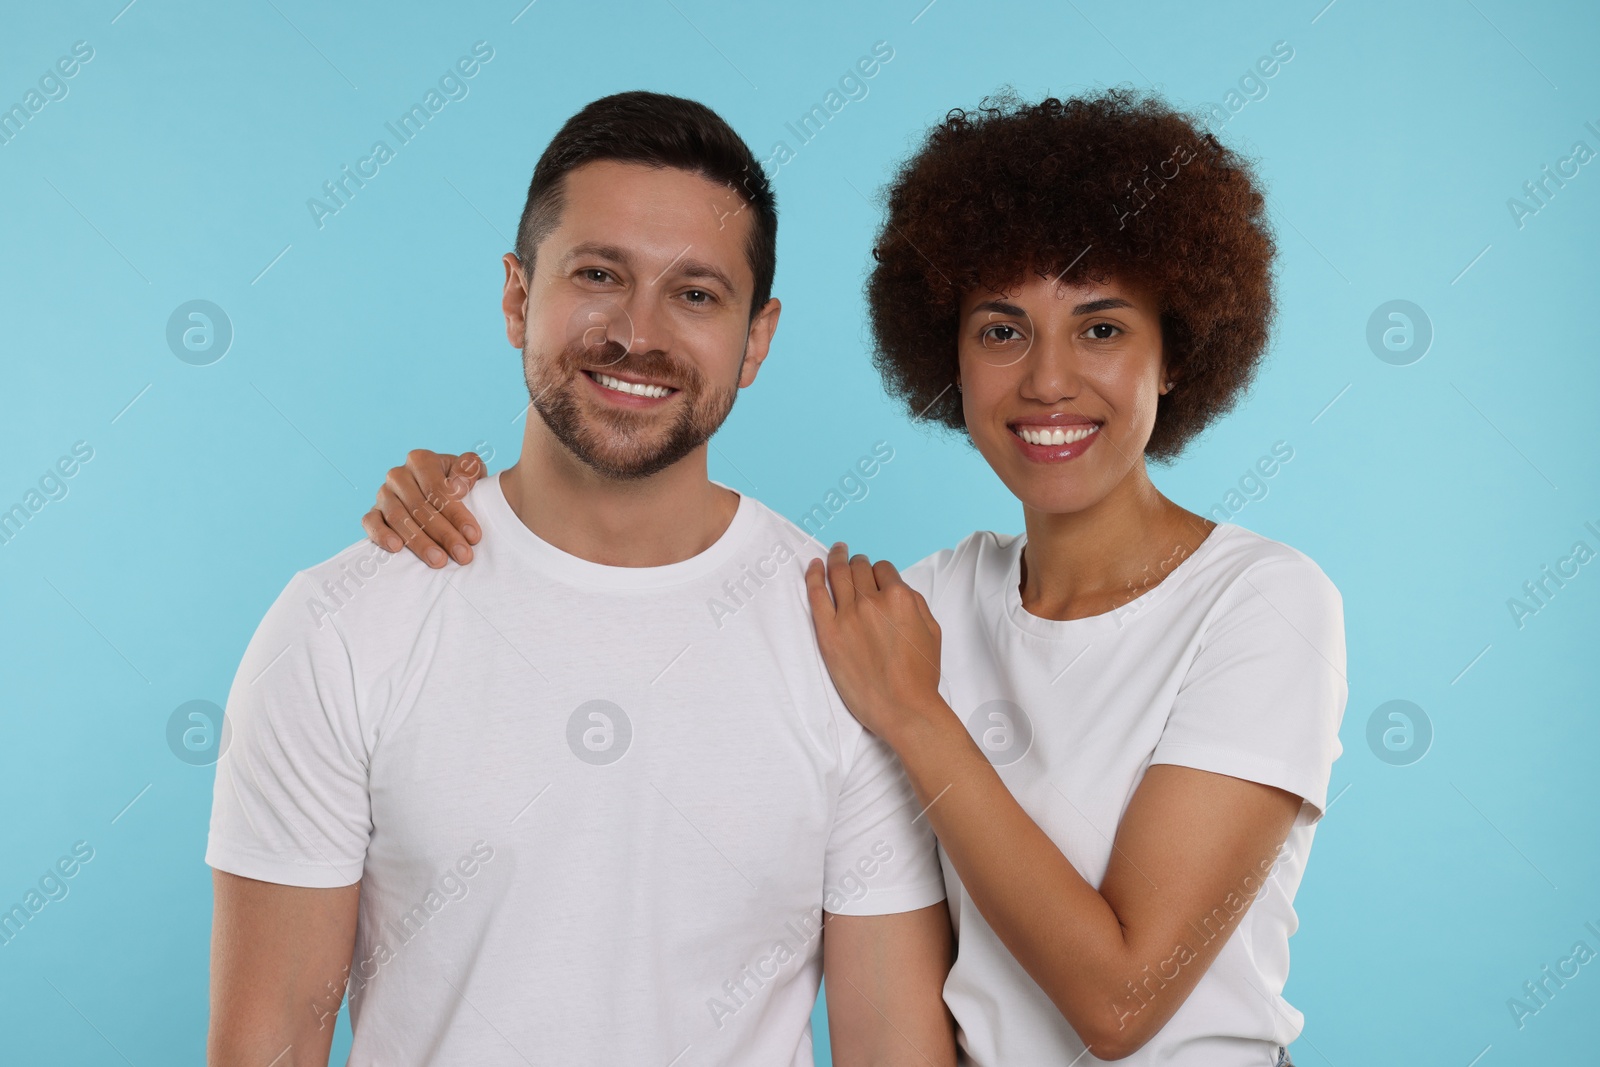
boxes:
[363,88,1345,1065]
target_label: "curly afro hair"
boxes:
[866,86,1278,462]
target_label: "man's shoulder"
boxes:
[737,493,832,564]
[279,536,456,641]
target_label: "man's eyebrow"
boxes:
[560,242,633,267]
[968,297,1135,317]
[672,258,738,295]
[561,243,738,294]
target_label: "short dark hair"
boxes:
[866,86,1278,461]
[514,91,778,317]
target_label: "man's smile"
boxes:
[581,367,680,404]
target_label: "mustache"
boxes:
[558,338,702,393]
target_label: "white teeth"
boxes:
[1013,424,1099,446]
[594,372,673,399]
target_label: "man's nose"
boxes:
[620,287,673,356]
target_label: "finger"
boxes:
[407,451,478,564]
[911,589,939,635]
[443,452,487,545]
[371,484,436,558]
[804,558,836,622]
[378,477,450,568]
[825,542,856,609]
[361,506,405,554]
[849,553,879,598]
[872,559,936,630]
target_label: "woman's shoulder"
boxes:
[1206,522,1341,594]
[1191,523,1345,637]
[900,529,1024,608]
[898,522,1342,617]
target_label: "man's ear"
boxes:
[502,253,531,349]
[737,297,782,389]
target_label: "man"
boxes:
[207,91,955,1066]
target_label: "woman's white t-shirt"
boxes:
[902,522,1347,1066]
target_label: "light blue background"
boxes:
[3,0,1597,1062]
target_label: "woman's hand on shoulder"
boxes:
[361,449,486,568]
[805,542,946,745]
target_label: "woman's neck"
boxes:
[1018,466,1215,621]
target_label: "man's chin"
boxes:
[527,374,733,481]
[562,429,706,481]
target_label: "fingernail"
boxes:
[463,525,480,542]
[451,544,470,564]
[427,548,447,567]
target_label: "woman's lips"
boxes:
[1008,421,1101,462]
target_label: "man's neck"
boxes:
[500,422,740,568]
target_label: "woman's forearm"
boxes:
[886,701,1175,1055]
[802,548,1296,1055]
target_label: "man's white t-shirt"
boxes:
[903,522,1347,1066]
[206,472,946,1066]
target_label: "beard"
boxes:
[523,334,742,481]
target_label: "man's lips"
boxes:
[581,368,679,402]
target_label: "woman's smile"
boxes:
[1006,416,1102,461]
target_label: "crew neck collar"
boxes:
[1001,522,1236,636]
[475,468,756,590]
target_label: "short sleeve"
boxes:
[205,572,371,887]
[821,725,947,916]
[1150,557,1348,821]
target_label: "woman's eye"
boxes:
[982,324,1022,345]
[1085,322,1121,340]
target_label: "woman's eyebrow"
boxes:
[1069,297,1134,315]
[968,296,1135,317]
[971,299,1027,317]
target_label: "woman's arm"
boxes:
[804,544,1302,1060]
[361,449,486,566]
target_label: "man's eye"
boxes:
[683,288,715,305]
[580,269,612,284]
